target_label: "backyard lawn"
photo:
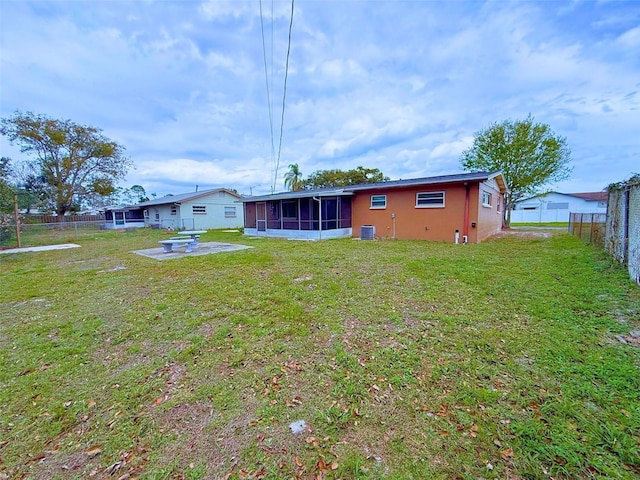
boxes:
[0,229,638,479]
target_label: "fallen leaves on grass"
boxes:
[84,445,102,458]
[500,448,514,459]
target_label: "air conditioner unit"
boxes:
[361,225,375,240]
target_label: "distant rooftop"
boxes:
[244,171,506,202]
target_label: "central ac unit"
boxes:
[361,225,375,240]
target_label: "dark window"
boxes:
[547,202,569,210]
[282,200,297,219]
[416,191,445,207]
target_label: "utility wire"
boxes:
[259,0,276,192]
[273,0,294,193]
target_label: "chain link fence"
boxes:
[0,215,106,249]
[568,213,606,247]
[606,178,640,285]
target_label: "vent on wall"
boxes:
[361,225,375,240]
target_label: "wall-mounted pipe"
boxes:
[463,183,470,239]
[391,212,396,239]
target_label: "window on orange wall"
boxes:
[416,191,445,208]
[370,195,387,209]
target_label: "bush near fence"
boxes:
[0,213,15,244]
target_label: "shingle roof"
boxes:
[519,191,608,203]
[133,188,241,207]
[569,192,608,202]
[244,171,506,202]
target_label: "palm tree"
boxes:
[284,163,303,191]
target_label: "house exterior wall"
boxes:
[350,182,502,243]
[145,191,244,230]
[512,193,607,223]
[180,195,243,230]
[476,178,504,241]
[147,205,177,229]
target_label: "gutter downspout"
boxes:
[463,183,470,243]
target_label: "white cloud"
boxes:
[617,25,640,47]
[2,0,639,198]
[429,137,474,160]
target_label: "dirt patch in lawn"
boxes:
[151,400,260,478]
[495,229,554,239]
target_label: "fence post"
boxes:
[13,194,21,248]
[578,213,583,240]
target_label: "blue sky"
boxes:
[1,0,638,197]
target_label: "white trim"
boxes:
[482,191,492,208]
[244,227,352,240]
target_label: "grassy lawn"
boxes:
[510,223,569,228]
[1,229,638,479]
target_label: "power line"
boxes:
[259,0,276,192]
[273,0,294,193]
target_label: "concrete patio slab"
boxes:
[133,241,252,260]
[0,243,81,254]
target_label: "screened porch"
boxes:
[244,194,352,239]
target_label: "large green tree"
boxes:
[461,115,572,227]
[0,157,14,213]
[1,111,132,215]
[302,166,389,189]
[284,163,303,191]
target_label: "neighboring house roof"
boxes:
[570,192,608,202]
[244,171,507,202]
[106,188,241,211]
[137,188,241,207]
[517,191,608,203]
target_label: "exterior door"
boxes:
[256,202,267,235]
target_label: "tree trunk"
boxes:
[503,199,512,228]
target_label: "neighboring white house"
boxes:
[104,188,244,230]
[512,192,608,223]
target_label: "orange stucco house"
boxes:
[242,171,508,243]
